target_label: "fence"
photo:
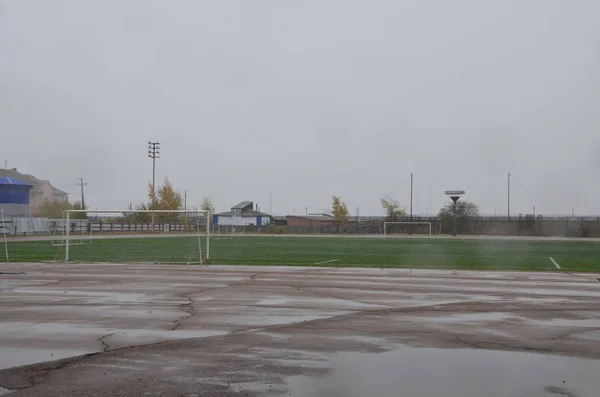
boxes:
[0,218,205,235]
[0,217,49,235]
[49,220,203,234]
[2,215,600,238]
[264,215,600,237]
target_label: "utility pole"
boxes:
[77,178,87,209]
[184,190,187,211]
[507,172,511,220]
[410,173,413,220]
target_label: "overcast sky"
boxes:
[1,0,599,216]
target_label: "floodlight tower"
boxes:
[148,141,160,209]
[444,190,465,236]
[148,141,160,225]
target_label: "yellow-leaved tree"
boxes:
[124,176,183,222]
[151,177,183,221]
[331,196,349,221]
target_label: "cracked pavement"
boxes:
[1,264,600,396]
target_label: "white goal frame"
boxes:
[62,209,210,263]
[52,219,92,247]
[383,222,432,237]
[1,210,8,263]
[211,223,234,240]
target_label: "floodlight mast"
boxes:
[444,190,465,236]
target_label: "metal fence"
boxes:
[49,220,204,234]
[2,215,600,238]
[267,215,600,237]
[0,217,49,235]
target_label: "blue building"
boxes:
[213,201,272,226]
[0,177,33,217]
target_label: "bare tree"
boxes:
[200,197,215,214]
[438,201,480,234]
[380,196,407,221]
[200,197,215,225]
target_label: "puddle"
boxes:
[282,348,600,397]
[0,347,94,370]
[414,312,514,324]
[0,387,13,396]
[531,318,600,327]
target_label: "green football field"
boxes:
[3,235,600,272]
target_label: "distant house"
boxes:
[214,201,272,226]
[0,168,69,215]
[0,177,33,217]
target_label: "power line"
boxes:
[512,175,548,205]
[382,175,411,200]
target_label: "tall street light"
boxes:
[148,141,160,219]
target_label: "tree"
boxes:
[200,197,215,214]
[438,201,480,235]
[152,177,183,221]
[125,176,183,222]
[70,201,88,219]
[33,200,87,219]
[200,197,215,225]
[380,196,407,221]
[122,202,151,222]
[331,196,349,221]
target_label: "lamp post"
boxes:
[148,141,160,225]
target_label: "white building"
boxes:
[213,201,272,226]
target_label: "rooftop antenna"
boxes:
[444,190,465,236]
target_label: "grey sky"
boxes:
[1,0,599,216]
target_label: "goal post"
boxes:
[61,209,210,264]
[1,210,8,263]
[52,218,92,247]
[383,221,432,237]
[211,223,234,240]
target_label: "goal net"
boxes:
[52,219,92,246]
[211,224,234,240]
[55,209,210,264]
[383,222,432,237]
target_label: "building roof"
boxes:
[0,168,67,195]
[51,186,69,196]
[289,214,334,221]
[0,176,33,187]
[231,201,253,210]
[216,210,272,218]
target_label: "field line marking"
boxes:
[549,257,561,269]
[314,259,338,265]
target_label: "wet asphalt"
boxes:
[1,264,600,396]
